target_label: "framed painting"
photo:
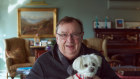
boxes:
[18,8,57,38]
[115,19,124,29]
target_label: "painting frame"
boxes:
[18,8,57,38]
[115,19,124,29]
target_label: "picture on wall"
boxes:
[115,19,124,29]
[18,8,57,38]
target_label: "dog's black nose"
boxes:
[90,67,94,72]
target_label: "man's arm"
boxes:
[26,61,44,79]
[98,57,120,79]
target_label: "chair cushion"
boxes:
[7,48,27,64]
[9,63,33,71]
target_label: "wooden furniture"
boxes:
[30,46,47,60]
[117,74,140,79]
[114,66,140,79]
[94,29,140,66]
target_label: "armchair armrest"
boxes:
[111,54,122,60]
[6,58,13,72]
[108,59,122,67]
[28,56,35,64]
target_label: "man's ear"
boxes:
[56,34,58,43]
[81,32,84,40]
[96,55,102,67]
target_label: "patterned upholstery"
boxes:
[10,63,33,70]
[83,38,121,67]
[4,37,35,78]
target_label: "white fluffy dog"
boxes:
[67,54,102,79]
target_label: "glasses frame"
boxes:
[57,33,82,40]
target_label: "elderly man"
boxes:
[26,16,120,79]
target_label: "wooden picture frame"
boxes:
[115,19,124,29]
[18,8,57,38]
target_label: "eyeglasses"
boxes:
[57,33,82,40]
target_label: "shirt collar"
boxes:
[53,43,89,75]
[57,48,70,66]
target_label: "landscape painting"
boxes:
[18,8,57,38]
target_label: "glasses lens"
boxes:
[72,33,81,39]
[57,33,81,39]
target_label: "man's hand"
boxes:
[93,75,101,79]
[86,75,101,79]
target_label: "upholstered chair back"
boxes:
[83,38,109,61]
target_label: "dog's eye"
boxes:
[84,64,88,67]
[92,63,95,66]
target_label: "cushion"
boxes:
[6,48,27,64]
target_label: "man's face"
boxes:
[56,21,84,60]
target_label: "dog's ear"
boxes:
[72,56,83,71]
[96,55,102,67]
[90,54,102,67]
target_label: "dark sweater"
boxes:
[26,44,120,79]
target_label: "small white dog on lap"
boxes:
[67,54,102,79]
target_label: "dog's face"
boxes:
[72,54,102,77]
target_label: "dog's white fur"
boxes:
[67,54,102,79]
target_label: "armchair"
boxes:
[83,38,121,67]
[4,37,35,79]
